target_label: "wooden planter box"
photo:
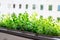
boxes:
[0,28,60,40]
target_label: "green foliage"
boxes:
[57,17,60,22]
[17,12,32,31]
[0,12,60,36]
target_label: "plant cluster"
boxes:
[0,12,60,36]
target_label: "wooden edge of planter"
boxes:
[0,28,60,40]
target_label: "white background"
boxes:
[0,0,60,19]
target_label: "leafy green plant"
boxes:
[2,14,14,29]
[0,12,60,36]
